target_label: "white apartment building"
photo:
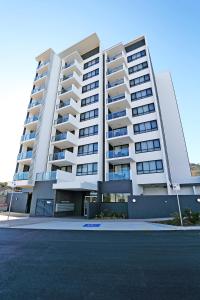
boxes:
[13,33,200,216]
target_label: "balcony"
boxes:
[37,60,49,72]
[51,132,78,148]
[49,150,76,167]
[28,100,42,114]
[17,151,33,164]
[54,114,79,131]
[36,170,75,182]
[107,148,134,164]
[107,77,129,96]
[106,51,126,68]
[60,72,81,88]
[14,171,29,181]
[107,63,128,81]
[21,132,36,146]
[107,127,134,146]
[107,109,131,128]
[31,86,45,97]
[24,115,39,130]
[34,72,48,84]
[107,91,131,110]
[36,171,57,181]
[58,85,80,101]
[107,170,130,181]
[62,60,82,76]
[56,98,79,115]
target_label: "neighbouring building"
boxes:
[12,33,200,217]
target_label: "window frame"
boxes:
[135,139,161,153]
[136,160,164,174]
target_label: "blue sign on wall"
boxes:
[83,224,101,228]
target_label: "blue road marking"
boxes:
[83,224,101,228]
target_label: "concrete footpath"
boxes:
[0,214,200,231]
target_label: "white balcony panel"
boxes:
[56,99,79,115]
[58,85,80,101]
[107,109,132,129]
[51,132,78,148]
[49,150,76,167]
[54,114,79,131]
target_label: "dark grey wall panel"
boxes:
[30,181,56,216]
[128,195,200,219]
[98,180,132,194]
[101,203,128,217]
[7,192,28,213]
[87,203,101,219]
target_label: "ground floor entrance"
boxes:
[54,190,97,217]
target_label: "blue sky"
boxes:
[0,0,199,181]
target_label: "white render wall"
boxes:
[33,52,61,178]
[155,72,192,184]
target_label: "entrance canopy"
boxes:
[53,181,97,191]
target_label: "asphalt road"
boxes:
[0,229,200,300]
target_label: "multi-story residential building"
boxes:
[13,33,200,216]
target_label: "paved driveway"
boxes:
[0,229,200,300]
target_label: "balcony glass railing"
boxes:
[61,73,73,82]
[107,78,124,89]
[54,115,69,125]
[49,152,65,161]
[107,110,126,120]
[107,53,122,63]
[107,127,127,138]
[107,93,125,104]
[31,86,45,94]
[107,65,123,75]
[34,72,48,81]
[17,151,33,160]
[107,148,129,159]
[62,61,74,70]
[56,100,71,110]
[28,100,41,109]
[36,171,57,181]
[21,132,36,141]
[25,115,39,124]
[108,170,130,181]
[52,132,67,142]
[14,172,29,181]
[58,86,72,95]
[37,60,49,69]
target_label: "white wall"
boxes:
[33,53,61,177]
[155,72,191,184]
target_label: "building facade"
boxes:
[13,33,200,216]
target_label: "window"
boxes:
[78,143,98,156]
[80,109,98,122]
[132,103,155,117]
[103,193,130,203]
[84,57,99,69]
[83,68,99,81]
[79,125,98,138]
[131,88,152,101]
[136,160,164,174]
[128,61,148,75]
[135,139,161,153]
[76,163,98,176]
[130,74,150,87]
[81,94,99,107]
[82,81,99,93]
[127,49,146,63]
[133,120,158,134]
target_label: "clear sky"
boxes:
[0,0,199,181]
